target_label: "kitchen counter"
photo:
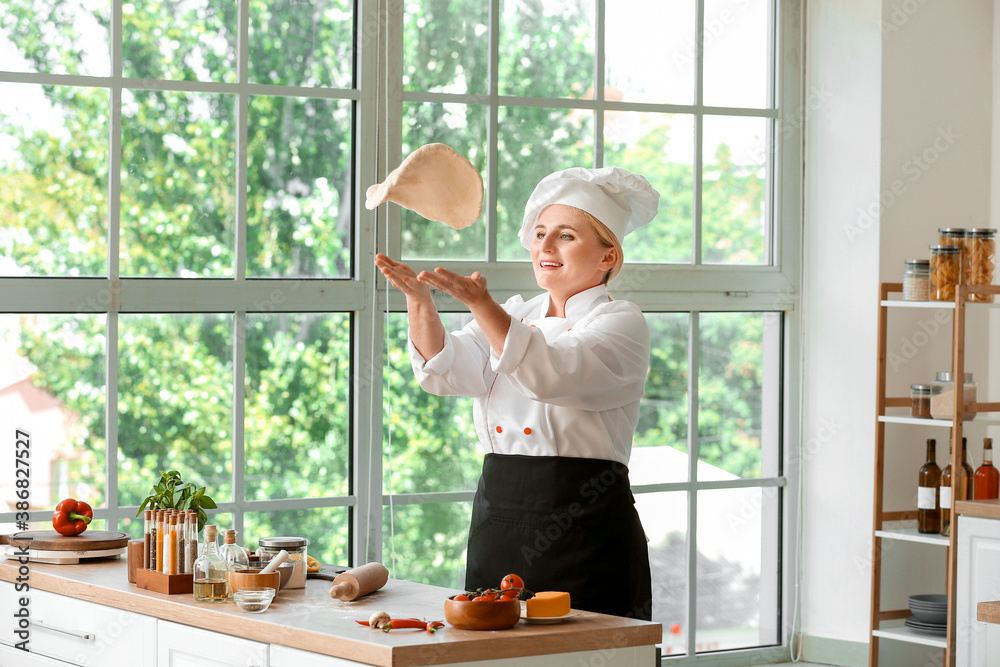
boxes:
[956,503,1000,630]
[0,559,661,667]
[955,499,1000,520]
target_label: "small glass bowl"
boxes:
[233,587,275,613]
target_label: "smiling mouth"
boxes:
[539,261,563,269]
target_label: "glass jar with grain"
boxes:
[930,371,977,421]
[903,259,931,301]
[966,228,996,303]
[929,244,962,302]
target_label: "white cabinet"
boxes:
[956,515,1000,667]
[0,584,156,666]
[270,644,359,667]
[157,620,269,667]
[0,643,76,666]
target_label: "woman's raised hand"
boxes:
[417,267,490,310]
[374,254,432,300]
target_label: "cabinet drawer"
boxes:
[271,644,361,667]
[0,642,75,666]
[17,586,156,666]
[158,620,269,667]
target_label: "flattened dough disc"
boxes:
[365,143,483,229]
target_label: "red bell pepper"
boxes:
[52,498,93,536]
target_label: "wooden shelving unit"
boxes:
[868,282,1000,667]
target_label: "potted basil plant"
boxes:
[135,470,217,532]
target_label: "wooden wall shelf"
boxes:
[868,282,1000,667]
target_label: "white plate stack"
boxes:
[906,594,947,636]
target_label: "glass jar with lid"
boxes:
[929,244,962,302]
[903,259,931,301]
[929,371,977,421]
[938,226,969,247]
[910,383,931,418]
[258,536,308,589]
[966,228,996,302]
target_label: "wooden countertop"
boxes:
[0,559,661,667]
[955,499,1000,520]
[978,601,1000,625]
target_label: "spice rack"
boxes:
[868,282,1000,667]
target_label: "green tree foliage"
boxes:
[3,0,769,624]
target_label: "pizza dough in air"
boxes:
[365,143,483,229]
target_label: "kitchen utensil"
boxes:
[127,539,144,582]
[259,549,288,575]
[907,593,948,625]
[328,562,389,601]
[233,587,275,613]
[444,595,521,630]
[904,616,947,636]
[0,530,129,564]
[228,568,281,596]
[258,537,308,589]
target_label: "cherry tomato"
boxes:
[500,573,524,591]
[453,594,470,601]
[499,589,519,601]
[473,592,498,602]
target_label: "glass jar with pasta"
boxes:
[966,228,996,303]
[929,244,962,302]
[939,227,970,284]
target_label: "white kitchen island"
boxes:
[0,558,661,667]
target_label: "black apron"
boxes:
[465,453,652,621]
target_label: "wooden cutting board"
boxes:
[2,530,129,551]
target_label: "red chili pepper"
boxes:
[388,618,445,632]
[355,618,444,632]
[52,498,93,536]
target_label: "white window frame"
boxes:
[0,0,802,662]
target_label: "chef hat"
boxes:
[518,167,660,249]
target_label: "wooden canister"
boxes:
[127,539,145,583]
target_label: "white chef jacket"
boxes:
[409,284,650,465]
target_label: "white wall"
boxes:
[802,0,884,645]
[802,0,996,660]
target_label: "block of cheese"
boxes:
[525,591,571,618]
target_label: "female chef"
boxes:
[374,167,658,620]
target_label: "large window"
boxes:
[0,0,801,662]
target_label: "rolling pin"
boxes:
[328,562,389,601]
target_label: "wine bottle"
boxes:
[940,453,952,536]
[962,437,974,500]
[974,438,999,500]
[941,439,970,536]
[917,439,941,534]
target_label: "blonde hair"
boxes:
[580,211,624,283]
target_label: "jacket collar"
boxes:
[538,284,610,319]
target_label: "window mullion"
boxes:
[232,310,247,540]
[594,0,605,169]
[485,0,500,263]
[235,0,250,281]
[685,310,701,657]
[105,312,120,532]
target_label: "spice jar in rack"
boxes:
[258,536,308,589]
[929,371,977,421]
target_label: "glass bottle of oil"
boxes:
[193,524,228,602]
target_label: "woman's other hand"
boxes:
[375,254,432,301]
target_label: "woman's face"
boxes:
[530,204,617,304]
